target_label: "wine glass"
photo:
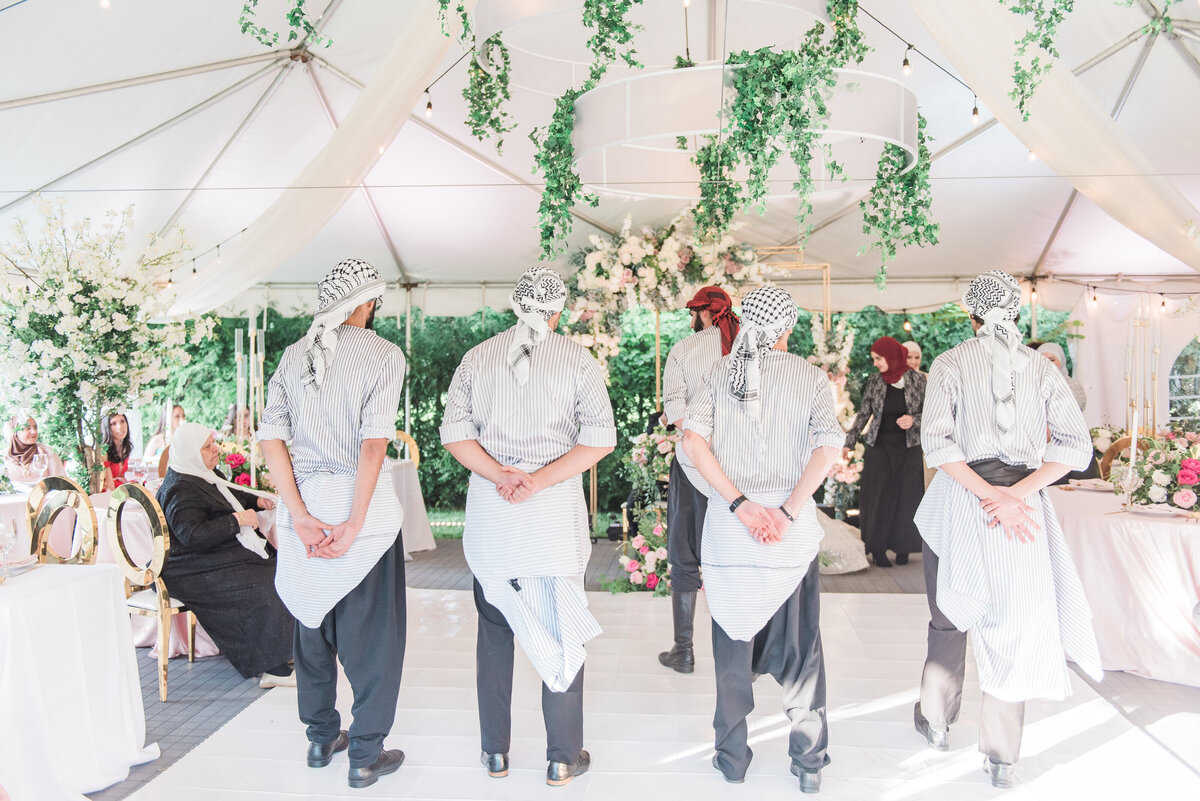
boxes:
[31,453,48,479]
[0,522,16,581]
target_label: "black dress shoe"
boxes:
[895,552,909,565]
[347,749,405,789]
[482,751,509,778]
[307,730,349,768]
[546,749,590,786]
[712,754,744,783]
[790,762,822,794]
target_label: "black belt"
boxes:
[968,458,1034,488]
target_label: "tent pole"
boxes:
[405,286,413,441]
[655,309,662,412]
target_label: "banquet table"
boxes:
[1052,486,1200,687]
[0,564,159,800]
[390,459,435,558]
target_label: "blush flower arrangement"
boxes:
[624,423,680,507]
[600,511,672,597]
[215,438,275,493]
[1109,430,1200,514]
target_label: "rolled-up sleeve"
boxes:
[360,347,406,441]
[808,372,846,451]
[683,367,717,439]
[1042,362,1092,470]
[661,348,687,426]
[257,348,294,442]
[576,351,617,447]
[439,350,481,444]
[921,354,967,467]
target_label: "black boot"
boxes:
[658,590,696,673]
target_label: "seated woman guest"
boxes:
[101,411,133,490]
[3,414,66,490]
[843,337,927,567]
[1037,343,1087,411]
[156,422,294,687]
[143,404,186,461]
[221,404,252,440]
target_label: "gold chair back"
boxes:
[106,482,170,588]
[27,476,98,564]
[1099,435,1148,481]
[395,430,421,470]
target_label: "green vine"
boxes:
[463,35,515,152]
[858,112,940,289]
[692,137,741,238]
[238,0,330,48]
[826,0,869,65]
[436,0,472,41]
[532,1,644,259]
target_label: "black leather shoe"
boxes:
[482,751,509,778]
[873,552,893,568]
[984,758,1014,789]
[913,704,950,752]
[658,643,695,673]
[347,749,404,789]
[791,762,822,794]
[306,730,349,768]
[712,754,744,783]
[546,749,590,786]
[895,553,910,565]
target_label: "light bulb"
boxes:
[100,0,111,8]
[902,57,912,76]
[1161,294,1167,311]
[1028,150,1037,162]
[683,0,690,7]
[1031,289,1038,302]
[425,99,433,119]
[1089,287,1097,305]
[971,100,980,126]
[903,319,912,332]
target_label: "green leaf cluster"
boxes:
[436,0,472,42]
[238,0,330,48]
[463,35,515,152]
[1001,0,1075,120]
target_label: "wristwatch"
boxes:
[729,494,748,514]
[778,505,795,522]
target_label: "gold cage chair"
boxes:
[1099,435,1149,481]
[27,475,98,565]
[106,482,196,701]
[394,430,421,470]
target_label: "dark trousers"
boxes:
[918,542,1025,764]
[295,534,407,768]
[473,578,584,764]
[712,560,829,779]
[666,456,708,593]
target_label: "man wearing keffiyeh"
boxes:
[657,286,740,674]
[912,270,1099,790]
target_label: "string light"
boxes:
[1089,286,1097,306]
[1161,294,1167,311]
[902,311,912,332]
[424,91,433,119]
[1027,150,1037,162]
[166,272,173,288]
[191,259,196,276]
[683,0,690,6]
[901,45,913,76]
[1031,281,1038,303]
[971,96,980,126]
[100,0,111,8]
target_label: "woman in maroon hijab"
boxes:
[842,337,927,567]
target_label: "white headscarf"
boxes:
[963,270,1030,450]
[168,422,274,559]
[726,285,799,420]
[302,259,385,392]
[1037,342,1069,378]
[507,267,567,387]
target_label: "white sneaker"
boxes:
[259,672,297,688]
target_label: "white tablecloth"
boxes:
[0,493,29,554]
[0,564,159,800]
[390,460,435,558]
[1052,487,1200,687]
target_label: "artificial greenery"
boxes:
[691,136,740,239]
[581,0,645,83]
[463,35,515,152]
[859,112,940,289]
[826,0,869,65]
[436,0,472,42]
[238,0,330,48]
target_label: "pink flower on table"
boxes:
[1181,458,1200,473]
[1178,469,1199,486]
[225,452,247,468]
[1172,489,1197,509]
[631,534,645,549]
[645,573,659,590]
[625,559,638,573]
[639,545,650,555]
[630,571,644,585]
[652,524,664,536]
[1150,450,1167,465]
[234,473,251,486]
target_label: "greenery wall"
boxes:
[140,303,1075,513]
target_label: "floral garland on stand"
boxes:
[601,510,671,596]
[624,423,679,507]
[562,211,767,370]
[1109,432,1200,514]
[0,200,214,490]
[806,317,864,519]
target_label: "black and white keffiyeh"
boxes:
[963,269,1029,450]
[507,267,567,386]
[302,259,385,392]
[726,285,798,420]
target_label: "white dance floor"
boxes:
[126,589,1200,801]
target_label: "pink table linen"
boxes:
[1052,486,1200,687]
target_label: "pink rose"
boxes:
[657,440,673,454]
[1181,458,1200,473]
[630,571,644,585]
[225,452,246,468]
[631,535,645,549]
[645,573,659,590]
[1172,489,1197,509]
[652,525,664,536]
[234,473,251,486]
[656,547,668,559]
[1178,469,1199,486]
[639,545,650,555]
[580,309,595,323]
[1150,450,1167,465]
[625,560,638,573]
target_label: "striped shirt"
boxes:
[439,325,615,691]
[257,325,407,628]
[921,338,1091,471]
[685,350,845,495]
[662,326,722,427]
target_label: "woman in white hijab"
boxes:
[1036,342,1088,412]
[156,422,295,686]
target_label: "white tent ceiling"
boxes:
[1,0,1199,317]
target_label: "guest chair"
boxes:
[394,430,421,470]
[106,482,196,702]
[1099,435,1148,481]
[27,475,98,564]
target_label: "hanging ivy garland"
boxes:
[436,0,472,42]
[858,112,940,289]
[238,0,330,48]
[531,0,645,260]
[463,35,515,152]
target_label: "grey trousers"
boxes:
[712,560,829,779]
[473,578,584,764]
[666,456,708,593]
[295,534,407,768]
[918,542,1025,764]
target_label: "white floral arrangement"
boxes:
[807,317,856,429]
[1090,425,1124,461]
[0,199,213,488]
[564,211,771,371]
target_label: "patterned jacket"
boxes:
[843,369,927,450]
